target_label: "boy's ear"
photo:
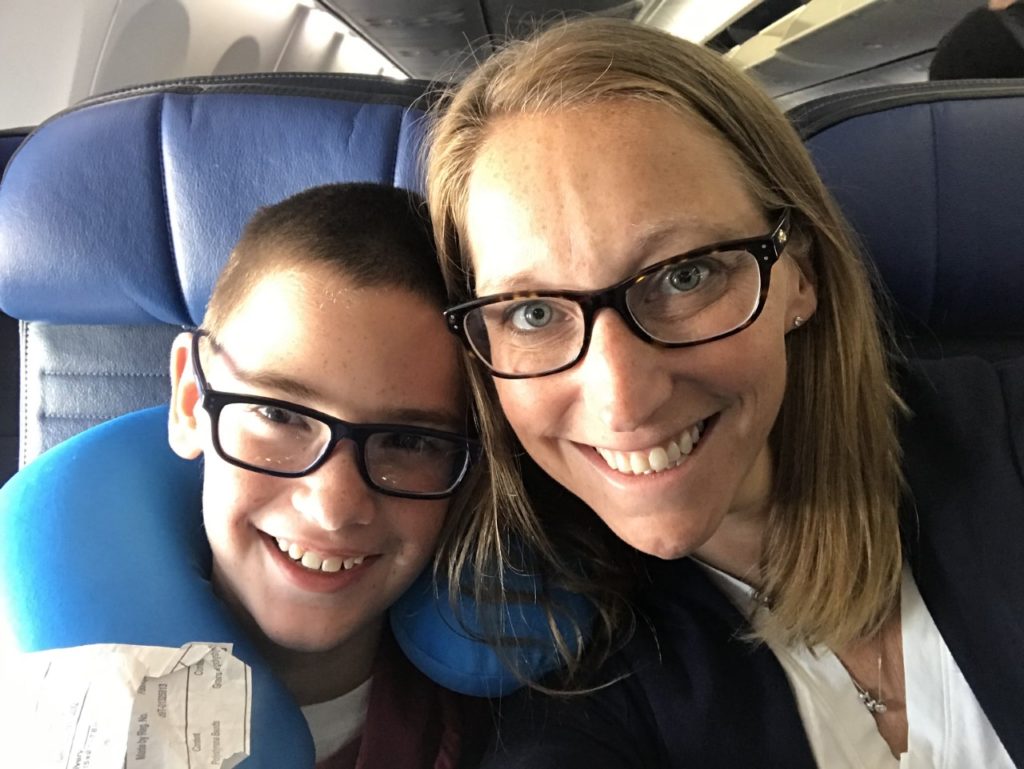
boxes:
[168,331,204,460]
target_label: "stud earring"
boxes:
[792,315,805,329]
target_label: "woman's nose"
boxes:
[573,309,675,432]
[291,442,377,531]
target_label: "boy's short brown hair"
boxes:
[203,183,443,333]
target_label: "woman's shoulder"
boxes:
[898,355,1024,538]
[899,355,1024,450]
[897,358,1024,751]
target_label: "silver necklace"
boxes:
[751,581,888,714]
[850,653,888,714]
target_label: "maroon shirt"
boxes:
[316,632,490,769]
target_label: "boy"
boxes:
[167,183,484,768]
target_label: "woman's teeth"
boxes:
[595,420,705,476]
[275,537,366,573]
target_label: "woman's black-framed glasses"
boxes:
[444,211,790,379]
[189,331,478,499]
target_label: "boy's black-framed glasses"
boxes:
[444,211,791,379]
[189,331,478,499]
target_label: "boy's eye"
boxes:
[258,406,296,423]
[375,431,453,457]
[382,432,429,452]
[248,404,312,431]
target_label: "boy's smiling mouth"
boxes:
[272,536,370,574]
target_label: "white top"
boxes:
[697,561,1013,768]
[300,677,373,762]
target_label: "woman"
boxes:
[427,17,1024,768]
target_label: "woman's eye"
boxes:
[664,262,710,293]
[508,300,555,331]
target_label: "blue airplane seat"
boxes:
[0,128,31,486]
[0,74,432,463]
[0,73,592,769]
[792,80,1024,360]
[0,74,432,769]
[4,71,1023,769]
[0,130,26,175]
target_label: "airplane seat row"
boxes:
[0,129,30,485]
[793,79,1024,361]
[0,74,431,467]
[4,78,1024,476]
[0,74,436,769]
[0,73,1023,768]
[0,132,25,172]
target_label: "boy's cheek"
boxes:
[398,504,449,568]
[202,464,266,524]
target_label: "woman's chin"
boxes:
[604,512,716,561]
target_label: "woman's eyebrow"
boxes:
[631,218,756,258]
[475,271,547,294]
[474,218,760,295]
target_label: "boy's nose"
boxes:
[291,442,377,531]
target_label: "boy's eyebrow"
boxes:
[227,365,463,430]
[374,406,465,431]
[229,367,321,404]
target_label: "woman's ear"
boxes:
[168,332,204,460]
[789,261,818,326]
[784,232,818,329]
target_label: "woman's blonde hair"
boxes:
[427,17,905,656]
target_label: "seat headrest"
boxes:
[792,81,1024,357]
[0,76,431,325]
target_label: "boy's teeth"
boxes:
[300,551,323,570]
[273,538,368,573]
[321,557,343,573]
[595,419,706,477]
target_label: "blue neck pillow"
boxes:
[0,406,592,768]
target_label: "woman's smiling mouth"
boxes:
[592,418,710,476]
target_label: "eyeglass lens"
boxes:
[215,402,468,495]
[465,247,762,376]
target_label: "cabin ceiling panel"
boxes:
[319,0,642,79]
[732,0,981,98]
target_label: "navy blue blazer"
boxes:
[484,356,1024,768]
